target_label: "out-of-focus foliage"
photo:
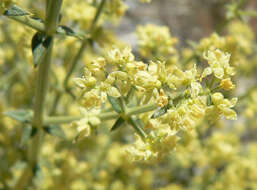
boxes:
[0,0,257,189]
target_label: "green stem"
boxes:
[64,0,107,89]
[90,0,106,32]
[44,103,158,125]
[5,7,89,40]
[7,15,45,32]
[127,103,158,116]
[51,0,107,114]
[12,1,63,190]
[127,117,147,140]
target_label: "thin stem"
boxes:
[7,15,45,32]
[64,0,107,89]
[5,7,89,40]
[127,103,158,116]
[90,0,106,32]
[51,0,107,114]
[44,103,158,125]
[63,42,87,89]
[127,117,147,140]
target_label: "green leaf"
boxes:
[151,106,168,119]
[111,117,125,131]
[4,5,29,16]
[31,32,52,68]
[20,125,32,147]
[56,25,75,36]
[127,117,147,140]
[207,94,213,106]
[43,125,66,139]
[107,95,121,113]
[5,109,33,123]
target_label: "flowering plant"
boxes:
[0,0,257,189]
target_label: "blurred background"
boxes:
[116,0,257,47]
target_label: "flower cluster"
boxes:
[1,0,257,189]
[74,46,237,162]
[136,24,178,63]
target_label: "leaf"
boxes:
[207,94,213,106]
[151,106,168,119]
[20,125,32,147]
[43,125,66,139]
[4,5,29,16]
[5,110,33,123]
[127,117,147,140]
[57,25,75,36]
[107,95,121,113]
[31,32,52,68]
[111,117,125,131]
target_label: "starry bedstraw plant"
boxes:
[1,0,257,189]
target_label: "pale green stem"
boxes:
[127,103,158,116]
[44,103,158,125]
[5,9,89,40]
[12,1,63,190]
[127,117,147,140]
[51,0,107,114]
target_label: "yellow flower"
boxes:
[157,89,168,107]
[134,71,161,90]
[220,78,235,91]
[208,92,237,120]
[137,24,178,59]
[106,46,134,66]
[203,49,235,79]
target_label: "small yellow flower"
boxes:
[157,89,168,107]
[220,78,235,91]
[203,49,235,79]
[209,92,237,120]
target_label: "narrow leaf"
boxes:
[57,25,75,36]
[20,125,32,147]
[4,5,29,16]
[127,117,147,140]
[151,106,168,119]
[207,94,212,106]
[111,117,125,131]
[31,32,52,67]
[43,125,66,139]
[5,110,33,123]
[107,95,121,113]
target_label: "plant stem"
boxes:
[12,1,63,190]
[51,0,107,114]
[64,0,107,89]
[44,103,158,125]
[7,15,45,32]
[127,103,158,116]
[127,117,147,140]
[5,6,89,40]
